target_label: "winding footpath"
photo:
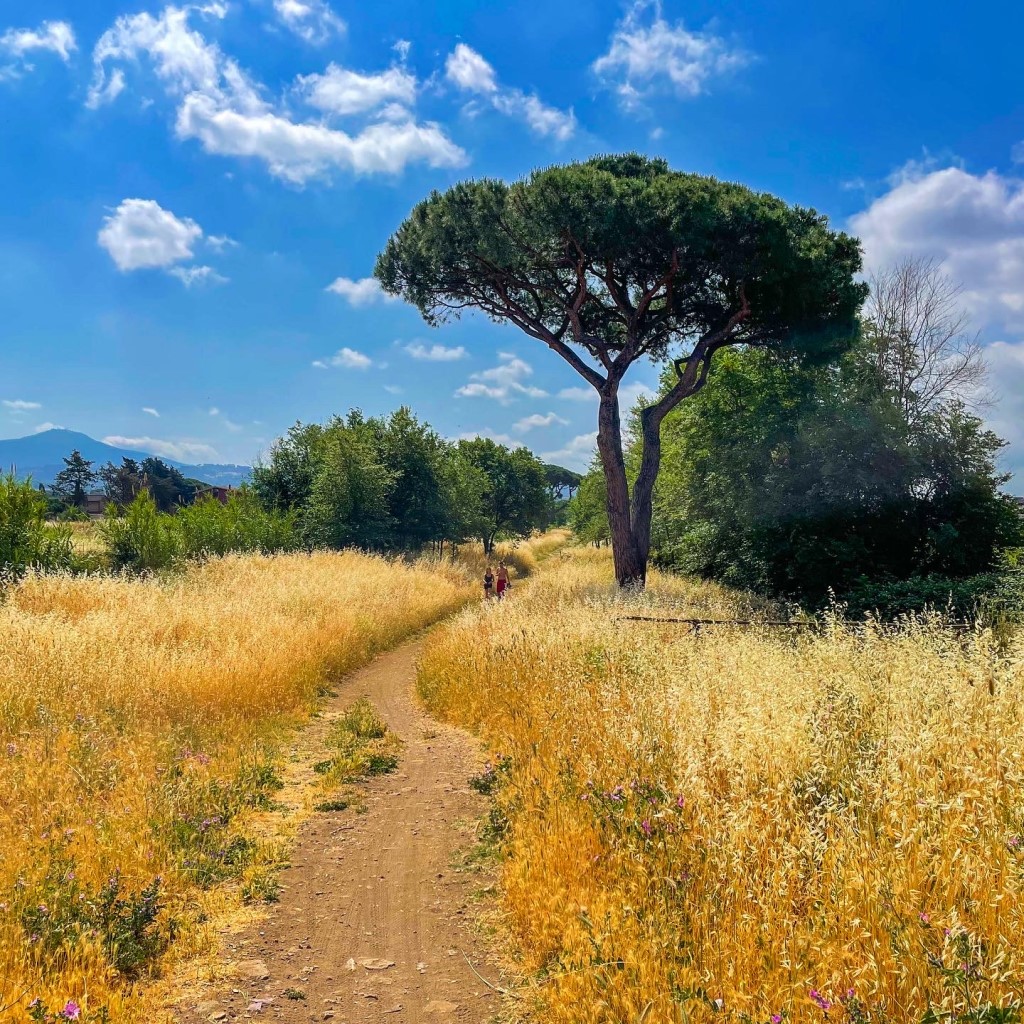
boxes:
[173,637,504,1024]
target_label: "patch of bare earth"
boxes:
[172,638,505,1024]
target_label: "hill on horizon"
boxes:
[0,429,252,488]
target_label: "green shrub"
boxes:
[100,492,179,572]
[176,489,297,559]
[0,474,75,581]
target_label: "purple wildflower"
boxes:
[640,819,653,837]
[771,1016,783,1023]
[62,1000,81,1020]
[809,990,833,1011]
[919,912,930,925]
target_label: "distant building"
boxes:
[85,492,107,517]
[195,485,233,504]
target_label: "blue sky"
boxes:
[2,0,1024,478]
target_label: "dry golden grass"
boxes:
[418,547,1024,1024]
[0,550,476,1022]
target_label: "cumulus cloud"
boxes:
[88,4,465,184]
[445,43,576,141]
[273,0,344,45]
[404,341,466,361]
[540,432,598,472]
[142,407,160,417]
[97,197,204,274]
[206,233,237,250]
[312,347,374,370]
[325,276,397,306]
[176,94,465,183]
[1,19,77,67]
[457,428,515,446]
[103,435,220,462]
[298,63,416,116]
[592,0,748,108]
[850,163,1024,332]
[3,399,42,411]
[515,412,569,431]
[455,352,547,403]
[33,422,65,433]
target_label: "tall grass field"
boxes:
[0,549,478,1021]
[418,548,1024,1024]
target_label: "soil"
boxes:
[173,637,506,1024]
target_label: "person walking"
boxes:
[496,561,510,600]
[483,565,494,600]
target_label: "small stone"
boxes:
[238,959,271,982]
[357,958,395,971]
[424,1001,459,1015]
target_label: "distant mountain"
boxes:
[0,429,252,488]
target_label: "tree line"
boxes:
[2,409,569,577]
[251,408,557,555]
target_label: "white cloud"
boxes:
[209,406,243,432]
[1012,141,1024,165]
[206,233,237,250]
[556,381,656,409]
[89,3,465,184]
[849,164,1024,331]
[592,0,748,108]
[326,276,397,306]
[169,264,228,287]
[404,341,466,361]
[312,347,373,370]
[383,384,404,395]
[176,94,466,183]
[88,4,233,108]
[557,386,594,401]
[103,435,220,462]
[33,422,64,433]
[445,43,576,141]
[273,0,344,45]
[1,20,76,63]
[3,399,42,411]
[515,412,569,431]
[393,39,411,62]
[298,62,416,116]
[540,432,598,472]
[445,43,497,93]
[209,406,220,416]
[455,352,547,403]
[98,198,202,271]
[142,407,160,417]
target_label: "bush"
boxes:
[100,492,180,572]
[0,474,75,581]
[842,566,1024,623]
[176,490,297,559]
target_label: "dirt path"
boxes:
[173,637,503,1024]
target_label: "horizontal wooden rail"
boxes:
[616,615,980,632]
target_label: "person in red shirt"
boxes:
[496,561,510,599]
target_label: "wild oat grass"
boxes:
[0,549,475,1022]
[418,548,1024,1024]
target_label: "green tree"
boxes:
[456,437,550,553]
[543,464,583,501]
[99,458,144,510]
[567,461,610,546]
[376,154,865,586]
[53,449,98,510]
[367,407,450,549]
[304,422,394,550]
[646,342,1021,606]
[140,458,195,511]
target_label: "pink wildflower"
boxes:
[809,990,833,1011]
[62,1000,81,1020]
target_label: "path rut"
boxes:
[174,637,502,1024]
